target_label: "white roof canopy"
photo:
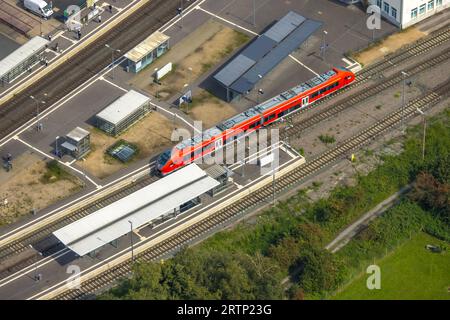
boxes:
[0,36,49,79]
[125,31,170,63]
[53,164,219,256]
[96,90,150,125]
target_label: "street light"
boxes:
[55,136,60,157]
[30,95,46,131]
[401,71,409,132]
[29,244,43,282]
[416,108,426,161]
[105,44,121,80]
[257,88,264,104]
[253,0,256,26]
[321,30,328,60]
[128,220,134,262]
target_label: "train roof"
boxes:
[254,69,338,113]
[217,108,260,131]
[175,126,222,150]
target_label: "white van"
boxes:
[24,0,53,19]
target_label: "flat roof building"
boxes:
[60,127,91,159]
[0,36,49,85]
[368,0,449,29]
[213,11,322,101]
[53,164,219,256]
[95,90,151,136]
[125,31,170,73]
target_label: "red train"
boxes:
[156,67,355,175]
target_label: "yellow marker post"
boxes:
[351,154,355,162]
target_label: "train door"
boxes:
[302,96,309,107]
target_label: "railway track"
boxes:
[283,24,450,122]
[0,0,188,139]
[2,24,450,282]
[281,47,450,139]
[53,78,450,300]
[0,174,158,278]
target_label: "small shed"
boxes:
[61,127,91,159]
[125,31,170,73]
[95,90,151,136]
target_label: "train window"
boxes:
[264,114,276,123]
[311,91,319,99]
[249,120,261,129]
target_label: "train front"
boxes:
[155,149,172,176]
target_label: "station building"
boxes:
[61,127,91,159]
[125,31,170,73]
[369,0,449,28]
[53,164,220,257]
[95,90,151,136]
[0,36,49,85]
[213,11,322,102]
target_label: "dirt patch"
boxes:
[0,152,84,226]
[185,89,237,128]
[129,19,249,100]
[81,111,179,179]
[354,27,426,66]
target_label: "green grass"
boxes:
[40,160,71,184]
[333,232,450,300]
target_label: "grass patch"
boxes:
[40,160,71,184]
[333,232,450,300]
[318,134,336,144]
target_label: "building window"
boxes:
[411,8,418,19]
[419,4,426,14]
[391,7,397,19]
[436,0,442,6]
[377,0,382,7]
[428,0,434,10]
[383,2,390,13]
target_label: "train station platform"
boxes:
[53,164,219,256]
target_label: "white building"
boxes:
[369,0,450,29]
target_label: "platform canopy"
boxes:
[125,31,170,63]
[213,11,322,97]
[53,164,219,256]
[0,36,49,80]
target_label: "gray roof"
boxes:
[214,54,255,87]
[0,36,49,79]
[61,141,77,152]
[66,127,89,142]
[205,164,228,179]
[213,11,322,94]
[96,90,150,125]
[264,11,306,42]
[53,164,219,256]
[230,19,323,94]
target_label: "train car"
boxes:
[156,67,355,175]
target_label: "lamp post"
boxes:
[105,44,121,80]
[30,95,46,131]
[128,220,134,262]
[29,244,42,282]
[55,136,60,157]
[416,108,426,161]
[321,30,328,60]
[401,71,409,133]
[257,88,264,104]
[253,0,256,26]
